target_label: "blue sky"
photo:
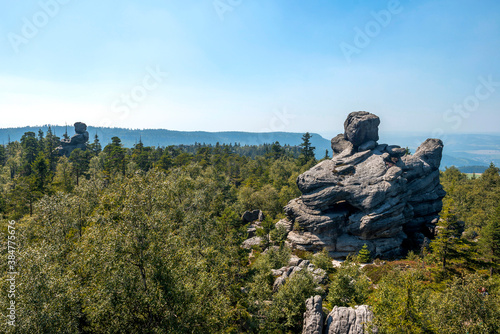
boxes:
[1,0,499,138]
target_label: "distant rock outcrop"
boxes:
[324,305,377,334]
[56,122,89,157]
[283,112,445,258]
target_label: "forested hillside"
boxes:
[1,130,499,333]
[2,126,500,168]
[0,125,331,160]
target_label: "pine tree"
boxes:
[63,124,70,140]
[37,129,45,151]
[323,149,329,160]
[31,152,52,193]
[132,140,152,172]
[431,198,468,270]
[357,244,371,263]
[88,133,102,156]
[69,149,91,186]
[480,205,500,275]
[103,136,126,176]
[0,144,6,166]
[158,149,173,171]
[20,131,39,176]
[44,126,61,172]
[480,162,499,187]
[298,132,316,165]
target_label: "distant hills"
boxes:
[457,166,489,174]
[0,125,331,159]
[380,133,500,171]
[1,125,499,169]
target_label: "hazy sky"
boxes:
[1,0,499,138]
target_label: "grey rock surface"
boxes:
[242,209,265,223]
[284,112,445,258]
[276,218,293,233]
[56,122,89,157]
[358,140,377,152]
[272,259,327,292]
[344,111,380,148]
[302,295,324,334]
[331,134,354,155]
[241,236,263,249]
[325,305,377,334]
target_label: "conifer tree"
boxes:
[31,152,52,193]
[103,136,126,176]
[298,132,315,165]
[0,144,6,166]
[44,126,61,172]
[480,204,500,275]
[20,131,39,175]
[88,133,102,156]
[431,198,467,270]
[69,148,91,186]
[357,244,371,263]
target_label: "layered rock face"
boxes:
[285,112,445,258]
[324,305,376,334]
[302,296,324,334]
[56,122,90,157]
[302,300,376,334]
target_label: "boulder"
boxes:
[358,140,377,152]
[344,111,380,148]
[74,122,87,134]
[242,209,265,223]
[302,295,324,334]
[247,225,257,238]
[331,134,354,155]
[288,255,303,267]
[283,112,445,259]
[385,145,406,158]
[324,305,377,334]
[241,236,263,249]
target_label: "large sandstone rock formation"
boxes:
[56,122,90,157]
[285,112,445,258]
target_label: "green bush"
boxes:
[311,248,335,274]
[325,260,371,308]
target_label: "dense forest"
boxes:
[1,129,500,333]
